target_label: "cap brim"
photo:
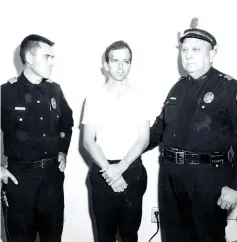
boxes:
[180,34,214,48]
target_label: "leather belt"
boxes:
[163,148,228,166]
[8,156,57,169]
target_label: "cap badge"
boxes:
[190,17,198,28]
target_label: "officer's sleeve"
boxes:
[1,85,6,132]
[144,80,182,153]
[57,85,74,154]
[229,80,237,190]
[144,109,164,152]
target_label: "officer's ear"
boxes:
[209,44,218,63]
[25,50,34,65]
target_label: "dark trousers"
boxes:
[89,158,147,242]
[159,159,232,242]
[3,158,64,242]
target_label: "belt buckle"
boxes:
[175,151,185,164]
[211,154,224,167]
[40,159,47,168]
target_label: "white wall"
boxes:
[1,1,237,241]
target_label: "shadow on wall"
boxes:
[176,32,186,77]
[1,46,41,242]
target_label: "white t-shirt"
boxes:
[82,87,149,160]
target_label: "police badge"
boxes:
[203,92,214,103]
[51,98,57,109]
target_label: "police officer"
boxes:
[1,34,74,242]
[146,19,237,242]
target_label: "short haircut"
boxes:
[105,40,132,63]
[20,34,54,65]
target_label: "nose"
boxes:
[49,57,55,66]
[185,50,192,59]
[118,61,123,69]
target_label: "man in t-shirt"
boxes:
[82,40,150,242]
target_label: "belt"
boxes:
[8,156,58,169]
[163,148,228,167]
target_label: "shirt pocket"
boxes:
[48,110,60,134]
[164,98,179,124]
[9,109,32,128]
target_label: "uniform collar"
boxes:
[18,72,46,92]
[188,67,214,87]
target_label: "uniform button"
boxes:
[202,105,205,109]
[45,152,47,155]
[37,100,40,103]
[216,164,219,168]
[40,117,43,120]
[173,133,176,136]
[19,118,23,121]
[43,133,46,137]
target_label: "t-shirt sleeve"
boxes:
[82,96,99,124]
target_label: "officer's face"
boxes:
[181,38,216,79]
[29,42,55,79]
[104,48,131,82]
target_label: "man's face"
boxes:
[29,42,54,79]
[181,38,215,79]
[105,48,131,82]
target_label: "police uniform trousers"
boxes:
[89,157,147,242]
[158,158,232,242]
[3,157,64,242]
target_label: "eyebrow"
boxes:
[44,54,54,58]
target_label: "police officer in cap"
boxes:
[1,34,74,242]
[146,18,237,242]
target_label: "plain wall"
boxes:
[1,1,237,241]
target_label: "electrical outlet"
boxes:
[151,207,159,223]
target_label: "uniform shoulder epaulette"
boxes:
[8,77,18,84]
[46,79,53,83]
[223,74,234,81]
[217,72,233,81]
[178,76,186,81]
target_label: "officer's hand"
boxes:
[217,186,237,210]
[58,152,67,172]
[100,163,124,185]
[1,166,18,185]
[111,176,128,193]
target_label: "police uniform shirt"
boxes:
[148,67,237,189]
[1,73,74,162]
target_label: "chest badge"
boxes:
[51,98,57,109]
[203,92,214,103]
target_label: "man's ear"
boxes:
[209,44,218,63]
[104,61,109,72]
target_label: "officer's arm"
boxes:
[144,110,165,152]
[230,80,237,190]
[57,85,74,155]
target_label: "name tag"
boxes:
[170,97,177,100]
[15,107,26,111]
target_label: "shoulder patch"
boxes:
[224,75,233,81]
[8,77,18,84]
[46,79,53,83]
[178,76,186,81]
